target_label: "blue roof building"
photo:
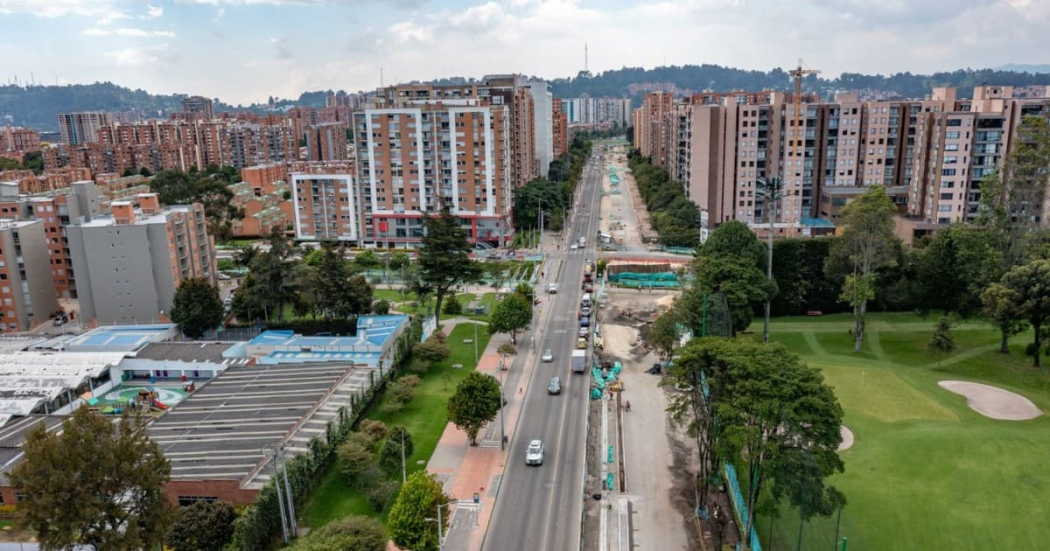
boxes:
[238,315,409,372]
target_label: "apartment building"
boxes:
[0,180,101,300]
[528,81,554,177]
[562,96,632,127]
[306,122,349,161]
[350,97,512,248]
[58,112,112,145]
[633,91,675,163]
[290,173,358,241]
[241,163,289,188]
[67,194,215,325]
[0,219,59,331]
[229,179,292,238]
[553,98,569,158]
[663,85,1050,239]
[180,96,215,120]
[0,127,40,157]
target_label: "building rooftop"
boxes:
[245,315,408,366]
[76,204,199,228]
[0,351,127,425]
[145,362,356,484]
[64,324,177,352]
[0,415,65,486]
[131,342,250,365]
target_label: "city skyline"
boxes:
[1,0,1048,105]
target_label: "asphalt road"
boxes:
[483,148,605,551]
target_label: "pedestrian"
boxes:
[625,400,631,412]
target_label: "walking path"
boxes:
[431,233,563,551]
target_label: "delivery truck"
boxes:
[572,349,586,373]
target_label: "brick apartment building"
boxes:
[638,85,1050,240]
[67,193,215,325]
[0,127,40,160]
[57,112,112,145]
[553,98,569,158]
[306,122,349,161]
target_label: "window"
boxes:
[944,144,959,151]
[942,169,957,176]
[946,131,960,139]
[177,496,219,507]
[947,119,962,127]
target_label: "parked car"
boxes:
[53,314,69,326]
[578,326,589,338]
[542,349,554,362]
[576,338,588,349]
[546,283,558,294]
[580,316,590,327]
[525,440,545,466]
[547,377,562,395]
[579,306,592,318]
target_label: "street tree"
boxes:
[378,426,415,477]
[649,306,683,359]
[10,407,174,550]
[489,292,532,344]
[497,343,517,369]
[290,515,387,551]
[983,259,1050,366]
[706,340,845,537]
[827,186,899,352]
[912,227,1001,318]
[926,316,956,368]
[418,205,483,320]
[167,500,236,551]
[388,471,451,551]
[170,278,224,338]
[448,371,503,445]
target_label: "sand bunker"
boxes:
[838,426,854,451]
[937,380,1042,420]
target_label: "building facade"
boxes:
[180,96,215,120]
[290,173,358,241]
[58,112,113,145]
[0,219,59,331]
[552,98,569,159]
[67,194,215,325]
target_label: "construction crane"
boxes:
[788,58,820,179]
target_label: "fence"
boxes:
[723,463,762,551]
[759,501,849,551]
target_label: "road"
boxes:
[483,146,604,550]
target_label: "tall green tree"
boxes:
[911,227,1001,318]
[10,408,174,550]
[983,259,1050,366]
[388,471,451,551]
[649,306,683,358]
[418,205,483,320]
[290,515,387,551]
[250,227,295,321]
[448,370,502,445]
[926,316,956,368]
[170,278,224,338]
[827,186,899,352]
[167,500,236,551]
[489,292,532,344]
[354,249,380,272]
[694,255,773,336]
[378,426,415,477]
[980,282,1028,354]
[697,220,766,270]
[389,251,411,272]
[706,340,845,537]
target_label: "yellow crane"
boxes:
[788,58,820,179]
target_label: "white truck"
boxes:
[578,236,586,248]
[571,349,586,373]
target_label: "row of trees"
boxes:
[149,165,244,242]
[627,153,705,247]
[0,151,43,173]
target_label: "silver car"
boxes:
[525,440,545,466]
[541,349,554,362]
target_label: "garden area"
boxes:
[753,312,1050,551]
[302,321,492,529]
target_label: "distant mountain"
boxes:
[996,64,1050,75]
[549,65,1050,102]
[5,65,1050,132]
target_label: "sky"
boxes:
[0,0,1048,105]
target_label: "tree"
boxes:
[981,282,1028,354]
[378,426,415,477]
[374,299,390,314]
[338,439,377,490]
[489,292,532,344]
[705,340,844,537]
[697,220,766,270]
[290,515,387,551]
[354,249,380,272]
[233,244,259,267]
[926,316,956,368]
[413,331,451,364]
[497,343,517,370]
[442,294,463,315]
[170,278,224,338]
[167,500,236,551]
[649,306,683,358]
[911,227,1001,318]
[149,170,197,204]
[827,186,898,352]
[448,371,502,445]
[10,407,173,550]
[388,471,451,551]
[514,281,535,303]
[694,255,773,335]
[389,251,411,272]
[983,259,1050,366]
[418,205,483,319]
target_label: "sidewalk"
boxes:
[429,233,562,551]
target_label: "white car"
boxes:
[542,349,554,362]
[525,440,545,466]
[570,243,579,250]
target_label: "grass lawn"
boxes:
[751,312,1050,551]
[373,288,417,303]
[301,322,492,529]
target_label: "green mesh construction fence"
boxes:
[607,272,680,288]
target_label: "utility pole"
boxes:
[281,453,298,535]
[757,177,783,344]
[401,429,407,484]
[267,448,290,544]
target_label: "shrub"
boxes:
[373,299,390,315]
[413,334,451,364]
[368,480,401,513]
[443,295,463,315]
[337,441,375,488]
[167,500,237,551]
[358,420,389,444]
[398,374,422,388]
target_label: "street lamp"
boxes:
[493,366,506,450]
[425,502,445,551]
[755,176,785,344]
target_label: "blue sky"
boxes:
[0,0,1047,105]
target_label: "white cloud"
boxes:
[0,0,116,17]
[388,20,435,44]
[146,4,163,18]
[96,10,129,25]
[108,47,161,67]
[82,27,176,37]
